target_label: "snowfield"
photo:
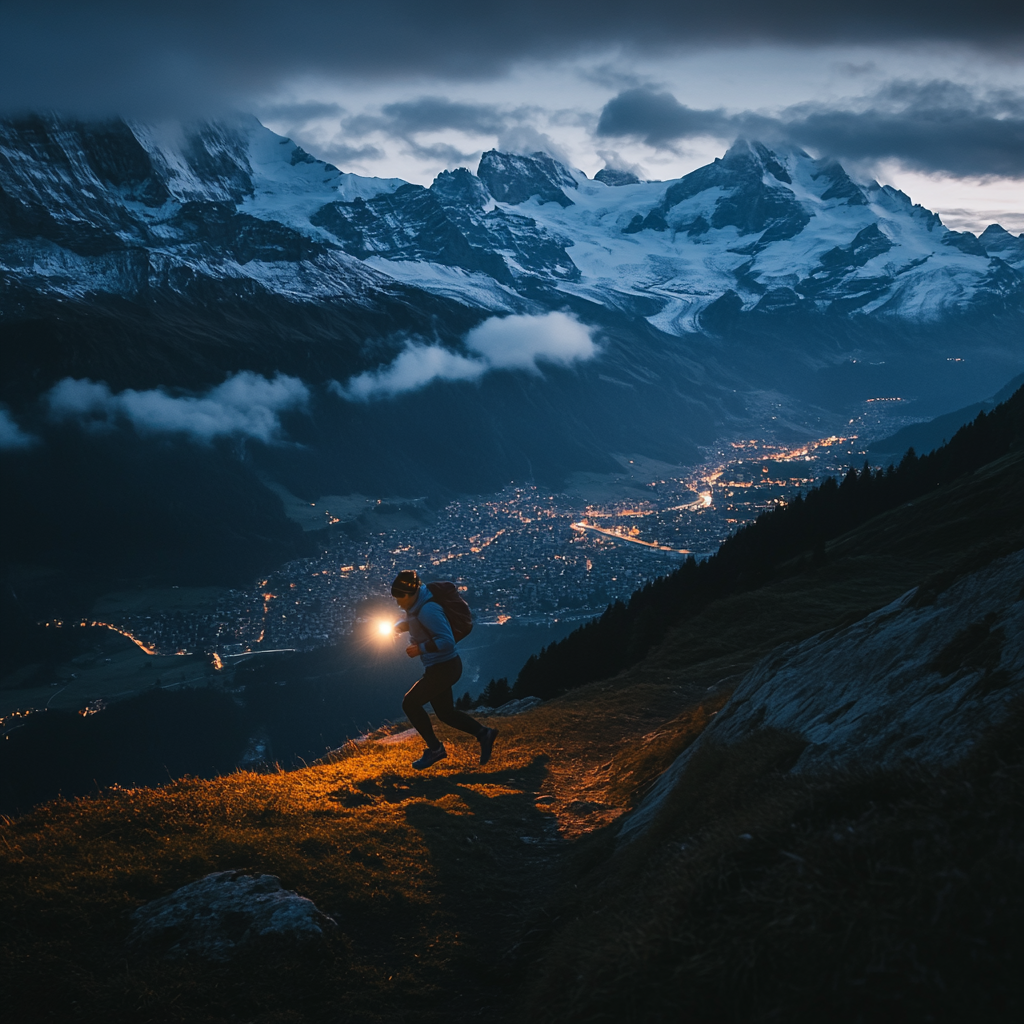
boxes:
[2,116,1021,329]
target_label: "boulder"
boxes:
[475,696,543,717]
[128,870,336,959]
[621,548,1024,842]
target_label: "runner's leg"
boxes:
[402,673,444,748]
[428,658,485,738]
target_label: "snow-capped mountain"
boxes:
[0,114,409,303]
[2,116,1021,326]
[316,138,1024,328]
[3,112,1022,481]
[2,113,1022,595]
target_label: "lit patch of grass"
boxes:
[0,728,547,1022]
[0,686,731,1021]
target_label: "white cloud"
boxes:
[47,378,114,418]
[332,312,598,401]
[496,126,575,167]
[0,406,37,450]
[47,372,310,442]
[465,311,597,370]
[333,343,484,401]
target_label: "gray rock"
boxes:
[595,167,640,187]
[128,870,337,959]
[476,696,543,717]
[621,548,1024,842]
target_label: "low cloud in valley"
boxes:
[0,406,37,450]
[46,372,310,443]
[334,312,597,401]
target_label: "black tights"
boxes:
[402,657,482,749]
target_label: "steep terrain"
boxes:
[3,119,1021,325]
[623,524,1024,841]
[2,394,1022,1023]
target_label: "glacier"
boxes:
[2,115,1021,326]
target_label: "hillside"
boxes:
[514,382,1024,700]
[3,397,1022,1021]
[869,370,1024,459]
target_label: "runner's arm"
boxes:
[417,601,456,658]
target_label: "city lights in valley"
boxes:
[47,417,895,656]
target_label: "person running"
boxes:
[391,570,498,770]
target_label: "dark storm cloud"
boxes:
[258,101,346,125]
[596,90,744,146]
[596,84,1024,177]
[346,98,508,139]
[1,1,1021,115]
[341,97,512,163]
[317,140,388,165]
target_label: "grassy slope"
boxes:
[1,451,1021,1022]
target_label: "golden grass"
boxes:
[0,682,724,1023]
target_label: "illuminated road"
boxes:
[571,521,691,554]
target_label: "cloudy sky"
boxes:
[3,1,1023,232]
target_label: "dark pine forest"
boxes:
[514,384,1024,700]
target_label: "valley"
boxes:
[12,413,888,698]
[2,116,1021,625]
[3,396,1020,1022]
[3,5,1023,1016]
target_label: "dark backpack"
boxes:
[423,581,474,643]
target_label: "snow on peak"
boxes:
[477,150,578,208]
[0,116,1019,326]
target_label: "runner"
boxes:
[391,570,498,770]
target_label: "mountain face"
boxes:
[1,114,1022,592]
[0,114,410,303]
[623,542,1024,842]
[3,117,1021,328]
[350,138,1022,329]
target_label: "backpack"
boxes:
[422,581,474,643]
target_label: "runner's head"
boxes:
[391,570,421,610]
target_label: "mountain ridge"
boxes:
[3,116,1022,325]
[2,113,1022,596]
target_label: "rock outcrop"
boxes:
[475,696,544,717]
[621,548,1024,841]
[128,870,337,958]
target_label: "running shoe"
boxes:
[412,744,447,770]
[478,727,499,766]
